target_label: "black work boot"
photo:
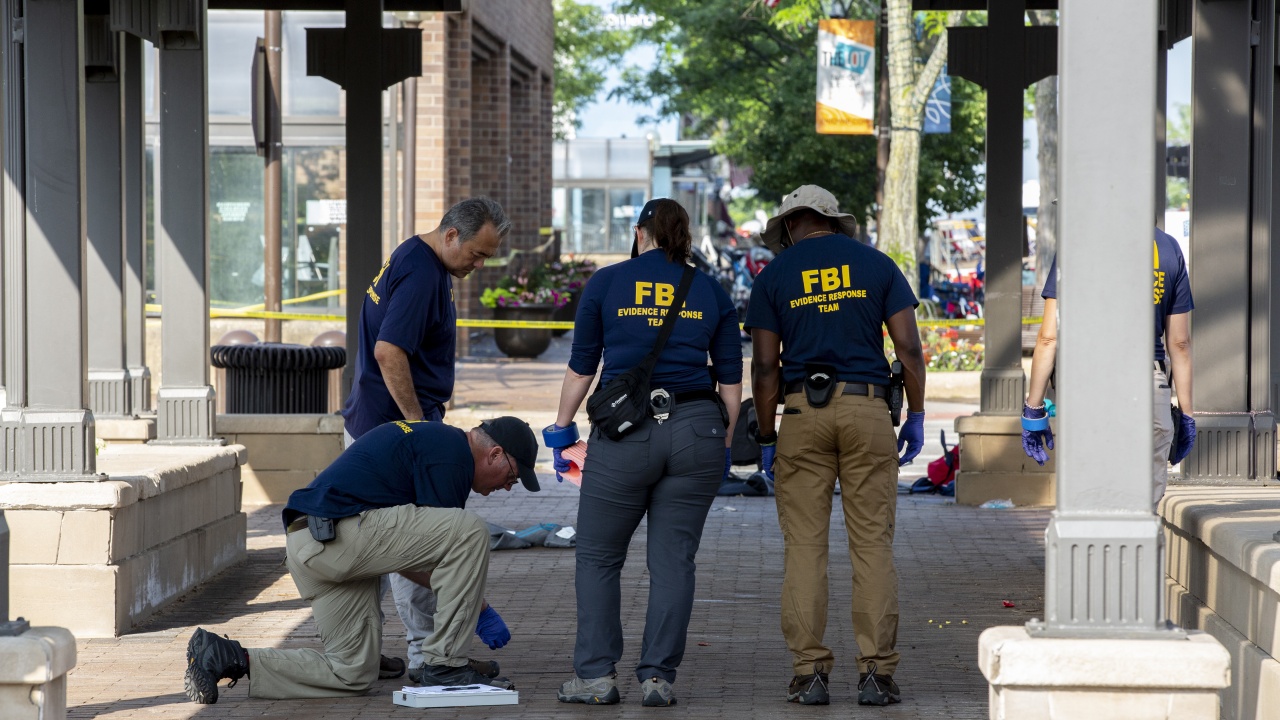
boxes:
[379,655,406,679]
[184,627,248,704]
[413,662,514,690]
[787,664,830,705]
[409,659,501,684]
[857,662,901,706]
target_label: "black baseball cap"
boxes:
[631,198,667,258]
[481,417,541,492]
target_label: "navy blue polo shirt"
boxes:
[745,234,917,386]
[569,251,742,392]
[284,421,473,526]
[1041,227,1193,362]
[342,238,456,440]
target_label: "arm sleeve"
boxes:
[1041,256,1058,300]
[568,272,607,376]
[742,270,780,333]
[1171,250,1194,314]
[883,260,920,319]
[378,257,436,352]
[709,281,744,384]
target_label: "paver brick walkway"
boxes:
[67,453,1049,719]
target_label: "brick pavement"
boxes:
[66,465,1049,719]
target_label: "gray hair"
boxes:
[471,425,499,450]
[441,197,512,242]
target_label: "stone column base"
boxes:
[0,626,76,720]
[154,386,221,445]
[0,409,102,480]
[979,625,1230,720]
[88,369,132,418]
[954,413,1057,506]
[127,365,152,414]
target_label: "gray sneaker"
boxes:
[408,659,500,684]
[857,662,901,706]
[641,676,677,707]
[558,673,620,704]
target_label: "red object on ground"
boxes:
[561,441,588,486]
[1002,600,1016,608]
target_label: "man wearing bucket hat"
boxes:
[745,185,926,707]
[182,416,540,703]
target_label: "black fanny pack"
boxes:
[587,264,697,441]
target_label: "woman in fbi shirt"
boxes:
[544,198,742,707]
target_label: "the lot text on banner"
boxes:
[816,19,876,135]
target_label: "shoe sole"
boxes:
[858,694,902,706]
[184,665,219,704]
[642,692,677,707]
[787,692,830,705]
[558,687,621,705]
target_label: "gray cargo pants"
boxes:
[573,399,727,685]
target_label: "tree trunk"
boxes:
[881,0,950,293]
[1030,10,1058,288]
[874,0,891,232]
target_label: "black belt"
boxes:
[1155,360,1167,375]
[784,380,887,399]
[672,389,719,404]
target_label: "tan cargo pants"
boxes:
[246,504,490,699]
[774,388,900,678]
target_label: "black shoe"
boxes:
[412,662,514,690]
[857,662,901,706]
[409,659,501,684]
[183,627,248,704]
[379,655,406,680]
[787,664,830,705]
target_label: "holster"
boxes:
[888,360,905,427]
[803,365,837,408]
[308,515,336,543]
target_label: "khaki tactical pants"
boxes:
[246,504,490,699]
[774,389,900,678]
[1152,364,1175,508]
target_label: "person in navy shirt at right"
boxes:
[745,185,926,708]
[546,198,742,707]
[1022,227,1196,506]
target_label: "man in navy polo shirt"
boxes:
[341,196,511,680]
[182,417,541,703]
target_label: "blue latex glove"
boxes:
[1021,404,1054,466]
[1171,413,1196,465]
[475,606,510,650]
[897,411,926,466]
[723,447,733,480]
[552,446,572,483]
[760,442,777,481]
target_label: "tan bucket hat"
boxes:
[760,184,860,253]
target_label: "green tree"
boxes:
[615,0,984,255]
[554,0,634,139]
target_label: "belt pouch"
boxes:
[803,365,837,408]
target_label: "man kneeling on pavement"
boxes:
[182,416,541,703]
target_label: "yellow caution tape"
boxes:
[458,319,575,330]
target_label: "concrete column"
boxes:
[977,1,1027,415]
[1184,0,1257,482]
[85,26,131,419]
[1248,0,1277,479]
[3,0,99,479]
[120,33,150,414]
[155,9,217,444]
[1,0,25,420]
[0,627,76,720]
[1043,0,1164,636]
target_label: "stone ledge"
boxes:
[956,412,1058,435]
[95,417,155,442]
[1167,576,1280,720]
[0,444,248,510]
[979,625,1230,689]
[955,471,1056,507]
[1160,487,1280,597]
[216,413,343,435]
[0,627,76,683]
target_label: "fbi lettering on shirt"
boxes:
[1153,240,1165,305]
[619,281,704,326]
[790,265,866,312]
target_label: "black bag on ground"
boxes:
[731,398,760,465]
[586,264,697,441]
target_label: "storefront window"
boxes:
[282,11,344,116]
[207,11,260,116]
[609,188,647,248]
[288,146,346,305]
[210,148,266,306]
[567,188,606,253]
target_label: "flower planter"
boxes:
[493,304,556,359]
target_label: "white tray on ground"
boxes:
[393,684,519,708]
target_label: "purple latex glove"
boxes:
[760,442,777,481]
[1171,413,1196,465]
[552,446,572,483]
[1021,404,1054,466]
[897,411,926,466]
[475,606,510,650]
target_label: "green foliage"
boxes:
[1166,177,1189,211]
[554,0,635,139]
[1167,102,1190,145]
[615,0,984,225]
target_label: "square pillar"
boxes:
[154,10,217,444]
[121,33,150,415]
[1,0,26,415]
[0,627,77,720]
[2,0,99,480]
[86,23,132,419]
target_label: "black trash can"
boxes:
[210,343,346,414]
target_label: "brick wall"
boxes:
[470,0,554,73]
